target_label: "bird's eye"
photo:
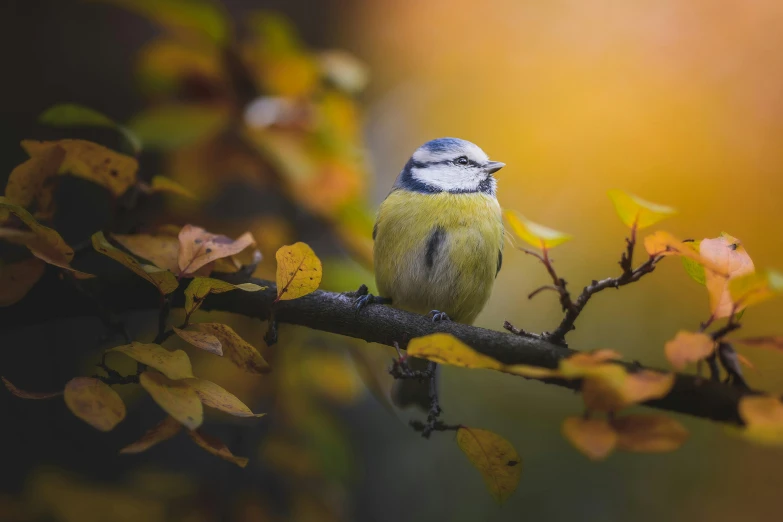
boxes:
[455,156,469,166]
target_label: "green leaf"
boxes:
[127,105,229,149]
[38,103,142,155]
[503,210,572,250]
[681,240,705,285]
[607,189,676,230]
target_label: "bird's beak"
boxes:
[485,161,505,175]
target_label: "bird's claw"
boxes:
[428,310,451,322]
[354,292,392,312]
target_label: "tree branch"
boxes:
[3,273,756,425]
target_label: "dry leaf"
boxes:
[2,376,62,399]
[21,139,137,197]
[456,427,521,504]
[407,333,503,370]
[64,377,126,431]
[112,233,180,272]
[173,327,222,355]
[0,258,46,306]
[5,146,65,209]
[92,231,178,294]
[120,416,182,454]
[0,199,75,268]
[183,277,265,316]
[178,225,255,275]
[184,378,265,417]
[737,395,783,446]
[192,323,270,373]
[110,342,194,380]
[607,189,676,229]
[502,364,562,379]
[275,242,322,301]
[188,429,249,468]
[503,210,572,250]
[700,234,755,318]
[664,331,715,370]
[611,414,689,452]
[140,371,203,430]
[149,176,197,199]
[562,416,617,460]
[733,336,783,352]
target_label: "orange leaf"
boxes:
[580,370,673,413]
[2,376,62,399]
[64,377,126,432]
[561,416,617,461]
[700,234,755,318]
[664,331,715,371]
[274,242,322,301]
[737,395,783,446]
[611,414,689,453]
[178,225,255,276]
[188,429,249,468]
[119,416,182,454]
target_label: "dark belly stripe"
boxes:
[425,227,446,269]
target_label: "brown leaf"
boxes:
[178,225,255,276]
[664,331,715,371]
[561,416,617,460]
[139,371,203,430]
[184,378,265,417]
[21,139,138,197]
[0,199,74,268]
[188,429,249,468]
[456,427,521,504]
[110,342,194,380]
[5,145,65,209]
[2,376,62,399]
[192,323,270,374]
[112,233,180,272]
[64,377,126,431]
[92,231,178,294]
[173,327,223,355]
[732,336,783,352]
[119,416,182,454]
[274,242,322,301]
[0,258,45,306]
[611,414,689,453]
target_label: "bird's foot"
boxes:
[352,285,392,311]
[428,310,451,322]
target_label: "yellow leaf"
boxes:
[700,234,755,318]
[188,429,249,468]
[561,416,617,461]
[407,333,502,370]
[558,349,626,387]
[618,370,675,406]
[275,242,322,301]
[178,225,255,276]
[738,395,783,446]
[128,104,230,150]
[136,38,225,94]
[140,371,203,430]
[149,176,197,199]
[112,233,180,272]
[607,189,676,230]
[502,364,562,379]
[581,369,674,412]
[183,378,265,417]
[192,323,270,374]
[173,327,222,355]
[183,277,265,316]
[21,139,138,197]
[729,269,783,311]
[302,351,363,404]
[611,414,689,453]
[5,145,65,209]
[456,427,521,504]
[0,258,45,306]
[503,209,572,250]
[64,377,126,432]
[110,342,194,380]
[92,231,178,294]
[2,376,62,399]
[664,331,715,371]
[119,416,182,454]
[0,198,73,267]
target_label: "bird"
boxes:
[356,137,505,409]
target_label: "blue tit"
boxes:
[359,137,505,409]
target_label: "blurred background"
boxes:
[2,0,783,520]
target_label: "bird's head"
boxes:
[396,137,505,196]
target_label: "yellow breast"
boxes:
[373,190,503,324]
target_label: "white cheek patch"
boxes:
[411,165,482,192]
